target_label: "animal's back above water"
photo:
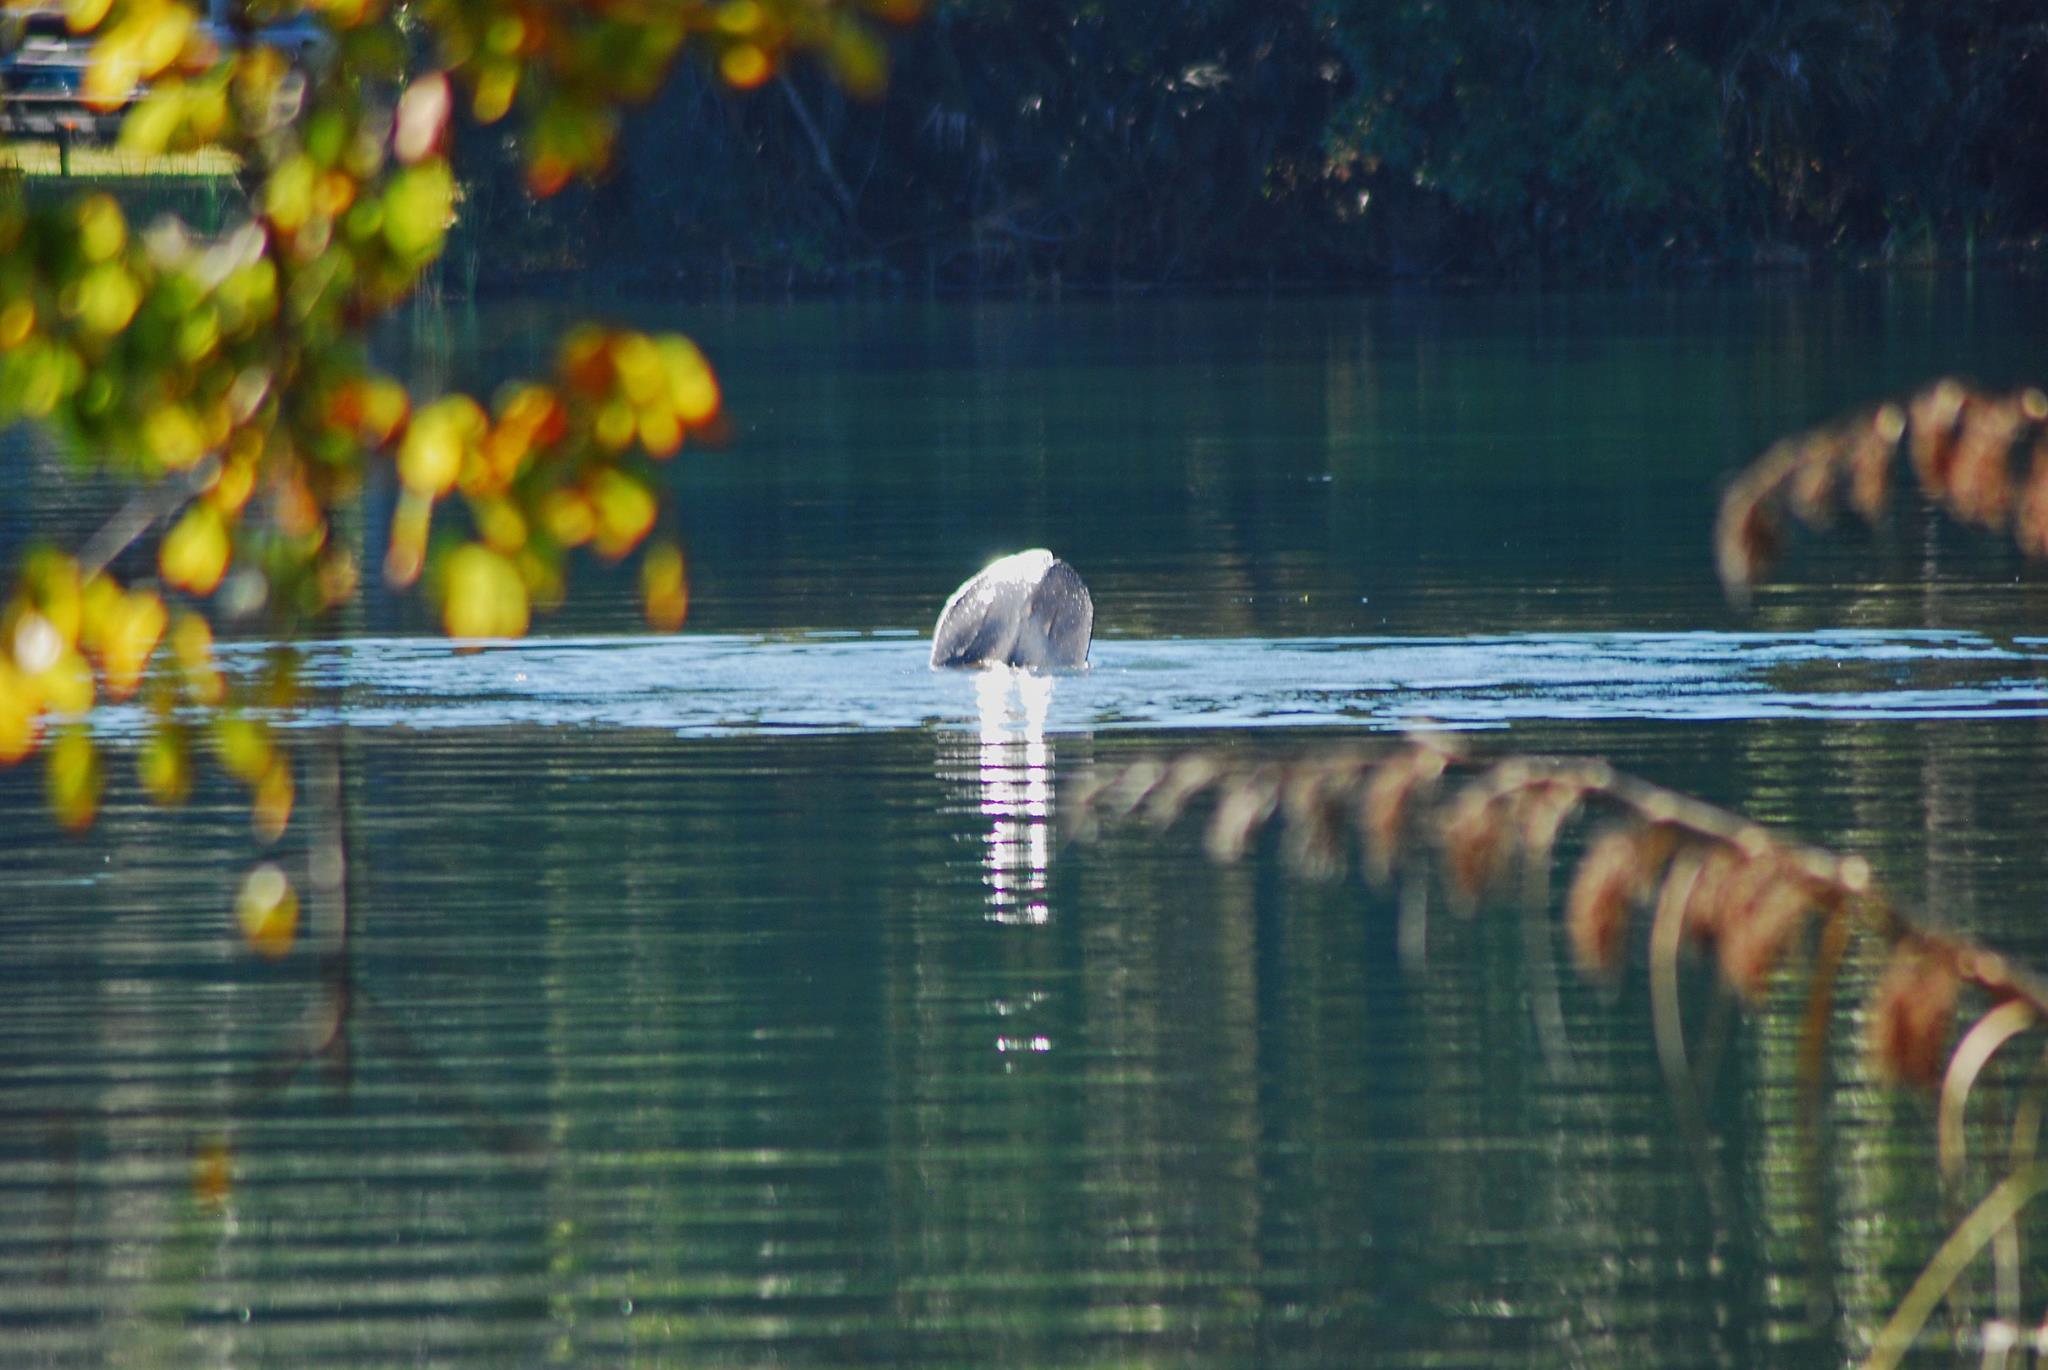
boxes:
[930,550,1094,670]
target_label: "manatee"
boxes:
[930,549,1094,670]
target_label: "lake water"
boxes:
[5,281,2048,1366]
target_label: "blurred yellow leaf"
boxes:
[66,0,115,35]
[317,548,359,608]
[384,489,433,587]
[441,543,529,638]
[175,307,220,363]
[213,715,272,783]
[359,377,412,444]
[483,12,524,54]
[263,153,317,233]
[226,376,271,431]
[638,406,682,458]
[0,661,39,763]
[192,1135,232,1207]
[234,862,298,960]
[828,22,887,98]
[0,299,34,349]
[593,399,636,452]
[14,343,73,418]
[558,327,611,397]
[383,158,455,258]
[660,336,720,423]
[232,44,288,119]
[35,649,95,714]
[525,98,613,194]
[308,0,375,29]
[75,193,125,260]
[73,263,141,335]
[715,1,763,35]
[517,546,564,610]
[273,471,323,539]
[611,333,663,406]
[472,61,518,124]
[77,574,120,643]
[97,588,166,700]
[720,42,770,88]
[118,80,186,154]
[497,383,561,440]
[160,503,230,595]
[476,496,527,553]
[16,550,84,647]
[170,611,224,705]
[211,454,256,514]
[185,79,228,141]
[85,29,144,111]
[252,757,293,840]
[134,2,192,77]
[45,729,101,830]
[260,649,298,710]
[144,403,208,470]
[589,470,656,558]
[139,723,192,804]
[539,489,595,547]
[641,542,689,631]
[315,169,357,218]
[398,394,484,495]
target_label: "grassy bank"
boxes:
[2,140,244,233]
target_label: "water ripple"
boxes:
[185,627,2048,735]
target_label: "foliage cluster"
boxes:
[0,0,911,922]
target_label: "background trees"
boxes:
[454,0,2048,287]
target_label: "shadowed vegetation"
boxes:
[442,0,2048,289]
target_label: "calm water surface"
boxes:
[5,282,2048,1366]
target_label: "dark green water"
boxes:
[6,280,2048,1365]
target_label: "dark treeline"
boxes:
[453,0,2048,291]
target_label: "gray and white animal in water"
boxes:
[930,549,1094,670]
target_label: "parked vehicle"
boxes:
[0,5,330,143]
[0,6,131,140]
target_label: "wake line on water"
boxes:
[139,628,2048,738]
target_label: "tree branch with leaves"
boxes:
[0,0,919,936]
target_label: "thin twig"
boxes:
[75,458,216,580]
[1863,1162,2048,1370]
[779,73,859,220]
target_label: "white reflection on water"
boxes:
[972,668,1056,926]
